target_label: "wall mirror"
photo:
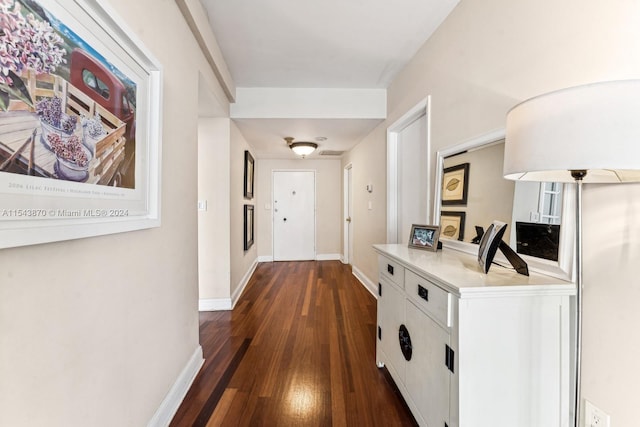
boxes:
[433,129,575,280]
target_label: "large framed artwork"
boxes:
[0,0,162,248]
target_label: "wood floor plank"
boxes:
[170,261,417,427]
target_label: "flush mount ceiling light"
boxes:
[285,137,318,158]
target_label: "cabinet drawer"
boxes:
[405,269,449,327]
[379,255,405,289]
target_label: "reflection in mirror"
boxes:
[433,129,574,280]
[510,181,563,261]
[440,140,514,243]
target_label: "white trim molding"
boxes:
[199,298,232,311]
[231,258,259,308]
[316,253,342,261]
[147,346,204,427]
[199,258,259,311]
[386,97,431,243]
[352,265,377,298]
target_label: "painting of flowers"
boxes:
[0,0,137,187]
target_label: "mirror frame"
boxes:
[433,129,575,281]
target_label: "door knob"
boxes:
[346,217,352,223]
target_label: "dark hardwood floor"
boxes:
[170,260,417,426]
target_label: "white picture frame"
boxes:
[0,0,162,249]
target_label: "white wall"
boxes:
[198,118,231,302]
[346,0,640,423]
[230,122,258,297]
[0,1,229,425]
[341,124,388,281]
[256,158,342,260]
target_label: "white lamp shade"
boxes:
[504,80,640,183]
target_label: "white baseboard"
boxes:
[258,254,341,262]
[199,258,259,311]
[352,265,377,298]
[316,253,342,261]
[147,345,204,427]
[199,298,232,311]
[231,258,258,309]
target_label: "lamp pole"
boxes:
[571,170,586,427]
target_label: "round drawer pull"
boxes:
[398,324,413,361]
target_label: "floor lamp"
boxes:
[503,80,640,427]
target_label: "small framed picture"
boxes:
[244,150,255,199]
[408,224,441,251]
[440,211,466,241]
[442,163,470,205]
[477,220,508,273]
[244,204,254,251]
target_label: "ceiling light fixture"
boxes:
[285,137,318,158]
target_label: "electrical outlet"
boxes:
[584,400,610,427]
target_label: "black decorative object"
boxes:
[478,220,528,276]
[471,226,484,244]
[398,324,412,361]
[516,222,560,261]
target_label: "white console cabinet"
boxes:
[374,244,575,427]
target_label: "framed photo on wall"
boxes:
[244,150,254,199]
[442,163,469,205]
[244,204,254,251]
[440,211,466,241]
[408,224,440,252]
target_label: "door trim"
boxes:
[343,163,353,264]
[386,96,431,243]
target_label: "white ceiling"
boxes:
[199,0,459,158]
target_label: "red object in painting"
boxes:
[69,48,135,141]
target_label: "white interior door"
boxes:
[273,170,316,261]
[398,115,428,244]
[387,97,431,244]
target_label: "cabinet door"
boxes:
[405,300,451,427]
[377,279,406,382]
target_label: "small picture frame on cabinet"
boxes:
[408,224,441,252]
[477,220,508,273]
